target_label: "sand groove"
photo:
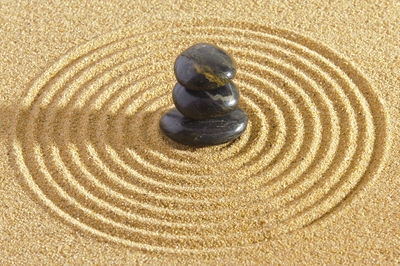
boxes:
[10,19,390,253]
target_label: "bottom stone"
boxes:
[160,108,248,146]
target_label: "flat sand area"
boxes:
[0,0,399,264]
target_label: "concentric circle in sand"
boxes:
[10,19,390,253]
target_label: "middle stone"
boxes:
[172,82,239,120]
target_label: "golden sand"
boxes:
[1,0,399,264]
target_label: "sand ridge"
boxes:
[8,17,391,254]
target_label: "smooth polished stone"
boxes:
[174,43,236,91]
[172,82,239,120]
[159,108,248,146]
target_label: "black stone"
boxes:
[172,82,239,120]
[174,43,236,91]
[160,108,248,146]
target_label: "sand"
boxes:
[0,0,399,264]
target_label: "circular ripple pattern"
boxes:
[10,19,390,253]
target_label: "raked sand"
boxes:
[0,0,399,264]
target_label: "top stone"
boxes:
[174,43,236,91]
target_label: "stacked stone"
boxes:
[160,43,248,146]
